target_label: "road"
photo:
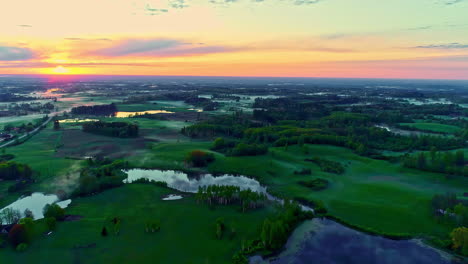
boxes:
[0,115,54,148]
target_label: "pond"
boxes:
[250,219,455,264]
[115,110,174,118]
[162,194,183,201]
[123,169,266,193]
[124,169,456,264]
[0,193,71,222]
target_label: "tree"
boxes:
[450,227,468,256]
[24,209,34,219]
[261,219,271,247]
[215,218,224,240]
[8,224,28,247]
[101,227,108,237]
[0,208,21,225]
[53,120,60,130]
[43,204,65,220]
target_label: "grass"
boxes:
[0,123,83,207]
[0,184,274,264]
[399,122,462,134]
[137,141,467,239]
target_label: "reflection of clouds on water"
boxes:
[123,169,266,194]
[259,219,452,264]
[0,193,71,222]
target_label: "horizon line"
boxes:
[2,73,468,82]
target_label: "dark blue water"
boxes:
[252,219,460,264]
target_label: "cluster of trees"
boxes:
[184,97,219,111]
[451,227,468,256]
[7,102,55,115]
[0,161,33,192]
[260,200,313,250]
[229,143,268,157]
[403,149,467,176]
[212,138,268,157]
[43,204,65,221]
[431,193,468,227]
[305,157,345,174]
[181,112,253,139]
[0,161,33,180]
[299,178,329,191]
[82,121,139,138]
[185,150,215,167]
[3,116,49,134]
[0,208,22,225]
[74,159,129,196]
[0,204,65,252]
[0,93,37,102]
[232,200,313,263]
[71,103,117,116]
[195,185,267,212]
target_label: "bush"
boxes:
[16,243,28,252]
[299,178,329,190]
[305,157,345,174]
[186,150,215,167]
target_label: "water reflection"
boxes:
[123,169,266,193]
[251,219,453,264]
[0,193,71,221]
[162,194,183,201]
[115,110,174,118]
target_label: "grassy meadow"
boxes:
[0,184,273,264]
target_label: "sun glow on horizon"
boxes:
[52,66,70,74]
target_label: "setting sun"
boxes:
[52,66,70,74]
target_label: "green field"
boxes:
[138,142,467,238]
[0,184,273,264]
[399,122,462,134]
[0,123,83,207]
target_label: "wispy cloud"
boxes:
[291,0,321,5]
[414,43,468,49]
[0,46,35,61]
[208,0,322,6]
[64,37,112,41]
[89,38,241,57]
[17,24,32,28]
[439,0,465,5]
[169,0,189,8]
[144,4,169,15]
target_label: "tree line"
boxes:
[82,121,139,138]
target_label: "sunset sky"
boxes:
[1,0,468,79]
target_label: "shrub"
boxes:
[16,243,28,252]
[186,150,215,167]
[299,178,329,191]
